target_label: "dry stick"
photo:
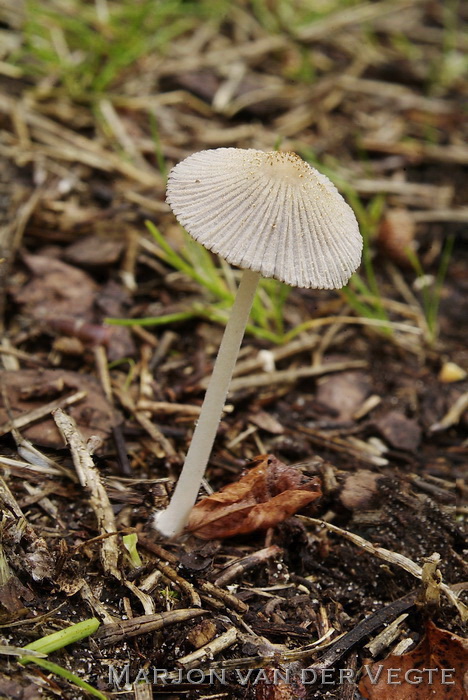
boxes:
[123,579,155,616]
[360,138,468,165]
[209,628,337,671]
[0,345,48,367]
[52,408,121,580]
[0,384,73,477]
[136,400,202,417]
[350,177,453,207]
[198,334,321,387]
[114,385,176,458]
[135,537,201,608]
[288,315,422,338]
[148,330,177,371]
[134,411,176,457]
[227,359,367,393]
[0,184,43,334]
[136,533,179,565]
[411,208,468,223]
[0,455,70,478]
[0,390,86,437]
[0,96,164,187]
[22,481,64,527]
[307,591,419,672]
[283,421,388,467]
[98,98,149,170]
[134,682,153,700]
[146,558,202,608]
[364,613,409,657]
[429,392,468,432]
[120,228,140,292]
[80,581,117,625]
[214,545,282,588]
[200,331,320,386]
[95,609,206,646]
[177,627,238,669]
[336,75,455,118]
[295,0,427,41]
[198,580,249,615]
[0,338,20,371]
[300,517,468,622]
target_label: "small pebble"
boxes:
[438,361,467,383]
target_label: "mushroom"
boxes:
[154,148,362,537]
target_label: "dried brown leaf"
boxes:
[0,369,119,449]
[377,208,416,268]
[187,454,322,539]
[374,411,421,451]
[64,235,124,267]
[360,620,468,699]
[339,470,381,510]
[16,253,97,318]
[316,368,371,421]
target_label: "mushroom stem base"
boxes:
[154,268,261,538]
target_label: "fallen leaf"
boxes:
[339,470,381,510]
[94,279,137,361]
[359,620,468,700]
[0,369,119,450]
[377,208,416,268]
[316,369,371,421]
[187,454,322,539]
[16,253,97,318]
[249,410,284,434]
[374,411,421,451]
[64,235,124,267]
[0,575,34,613]
[177,70,220,102]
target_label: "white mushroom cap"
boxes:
[166,148,362,289]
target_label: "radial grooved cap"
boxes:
[166,148,362,290]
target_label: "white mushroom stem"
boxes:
[154,268,261,537]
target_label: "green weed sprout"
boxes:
[123,532,142,567]
[107,220,292,343]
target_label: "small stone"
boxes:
[438,361,467,383]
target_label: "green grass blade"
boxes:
[106,311,199,327]
[431,234,455,330]
[20,618,100,658]
[20,658,108,700]
[146,221,231,301]
[19,618,104,699]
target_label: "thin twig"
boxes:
[52,408,121,579]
